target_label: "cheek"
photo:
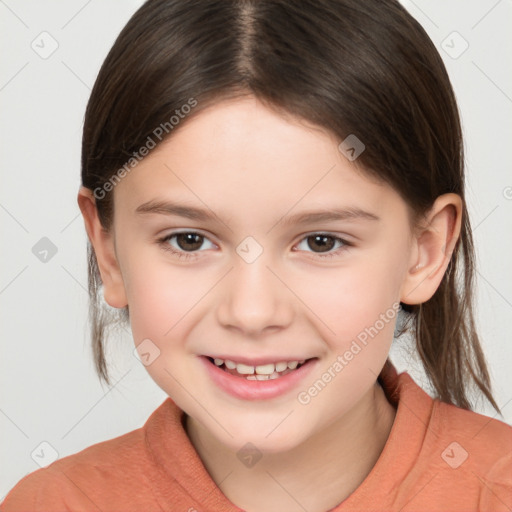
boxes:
[292,256,403,418]
[122,254,211,397]
[292,254,404,344]
[122,249,202,344]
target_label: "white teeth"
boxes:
[210,357,306,377]
[246,374,276,381]
[275,361,288,372]
[236,363,255,374]
[255,363,275,375]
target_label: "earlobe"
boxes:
[77,186,128,309]
[400,193,462,305]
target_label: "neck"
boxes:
[185,380,396,512]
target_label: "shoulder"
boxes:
[390,371,512,509]
[1,424,150,511]
[397,370,512,465]
[432,399,512,457]
[430,400,512,508]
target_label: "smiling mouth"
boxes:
[205,356,316,380]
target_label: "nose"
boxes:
[216,254,294,336]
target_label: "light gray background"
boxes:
[1,0,511,499]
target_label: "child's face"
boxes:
[106,97,416,451]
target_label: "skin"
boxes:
[78,96,462,512]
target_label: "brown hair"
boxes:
[81,0,500,413]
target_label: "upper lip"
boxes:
[203,355,315,366]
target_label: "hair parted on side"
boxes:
[80,0,500,414]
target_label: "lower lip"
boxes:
[199,356,318,401]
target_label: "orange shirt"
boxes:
[2,360,511,511]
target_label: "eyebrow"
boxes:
[135,199,380,225]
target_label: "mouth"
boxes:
[205,356,315,380]
[200,355,319,400]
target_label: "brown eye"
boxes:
[306,234,336,253]
[175,232,204,251]
[158,231,215,257]
[294,233,351,258]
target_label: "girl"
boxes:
[2,0,511,510]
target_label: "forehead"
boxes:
[113,97,404,224]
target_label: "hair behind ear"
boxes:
[87,242,110,384]
[399,211,500,414]
[87,242,129,385]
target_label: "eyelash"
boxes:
[157,231,353,261]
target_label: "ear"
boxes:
[400,193,462,305]
[77,186,128,308]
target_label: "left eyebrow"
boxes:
[134,199,380,225]
[278,207,380,227]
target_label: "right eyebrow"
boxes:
[135,199,217,221]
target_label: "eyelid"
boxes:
[294,230,355,244]
[158,230,217,250]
